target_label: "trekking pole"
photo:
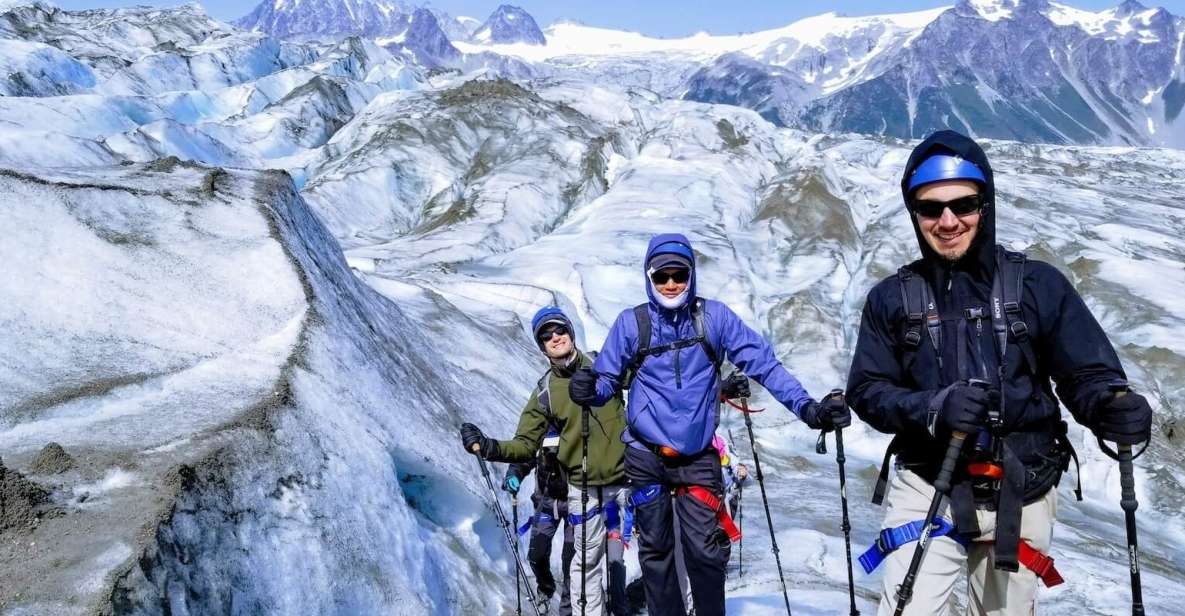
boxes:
[739,395,793,616]
[471,450,545,616]
[1095,382,1146,616]
[512,495,522,616]
[815,390,859,616]
[579,405,590,616]
[727,424,743,577]
[892,430,967,616]
[1115,442,1145,616]
[737,481,744,578]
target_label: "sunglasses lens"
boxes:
[948,195,983,216]
[539,326,567,342]
[650,270,690,285]
[913,195,982,218]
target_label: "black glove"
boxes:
[568,368,598,406]
[1093,391,1153,445]
[721,372,751,400]
[460,423,498,459]
[800,393,851,432]
[936,384,994,435]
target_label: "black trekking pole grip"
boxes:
[473,448,491,473]
[1118,445,1139,513]
[933,431,968,494]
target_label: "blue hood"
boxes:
[644,233,696,309]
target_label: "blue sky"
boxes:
[48,0,1185,36]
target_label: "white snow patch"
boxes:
[1046,2,1163,42]
[75,469,140,498]
[455,7,948,63]
[76,542,134,594]
[969,0,1016,22]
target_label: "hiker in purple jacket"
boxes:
[568,233,849,616]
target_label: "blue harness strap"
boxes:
[519,511,556,536]
[859,517,968,574]
[568,499,630,528]
[629,484,665,507]
[605,499,621,531]
[567,504,603,526]
[622,500,635,544]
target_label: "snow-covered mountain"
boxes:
[472,4,546,45]
[236,0,461,67]
[378,8,461,67]
[234,0,414,39]
[2,2,1184,615]
[461,1,1185,147]
[796,0,1185,146]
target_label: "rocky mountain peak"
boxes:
[473,4,545,45]
[235,0,412,39]
[1115,0,1149,16]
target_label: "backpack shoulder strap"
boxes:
[624,304,651,390]
[633,304,651,357]
[691,298,720,371]
[536,371,556,424]
[992,246,1036,371]
[898,266,942,368]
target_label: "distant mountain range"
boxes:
[235,0,1184,148]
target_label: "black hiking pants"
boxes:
[527,496,574,616]
[626,445,729,616]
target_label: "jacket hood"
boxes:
[900,130,997,277]
[644,233,697,310]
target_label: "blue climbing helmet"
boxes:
[906,153,986,195]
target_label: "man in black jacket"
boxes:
[847,130,1154,615]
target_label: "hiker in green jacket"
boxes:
[462,306,629,616]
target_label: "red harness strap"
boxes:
[1018,541,1064,587]
[675,486,742,543]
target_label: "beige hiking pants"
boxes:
[876,469,1058,616]
[568,483,628,616]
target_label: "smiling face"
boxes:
[914,180,982,262]
[538,324,573,360]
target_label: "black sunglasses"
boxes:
[911,194,984,218]
[538,325,569,342]
[650,269,690,285]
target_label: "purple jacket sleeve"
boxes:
[711,301,814,416]
[590,309,635,406]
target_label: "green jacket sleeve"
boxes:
[489,391,549,463]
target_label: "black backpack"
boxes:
[898,245,1035,379]
[874,245,1081,505]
